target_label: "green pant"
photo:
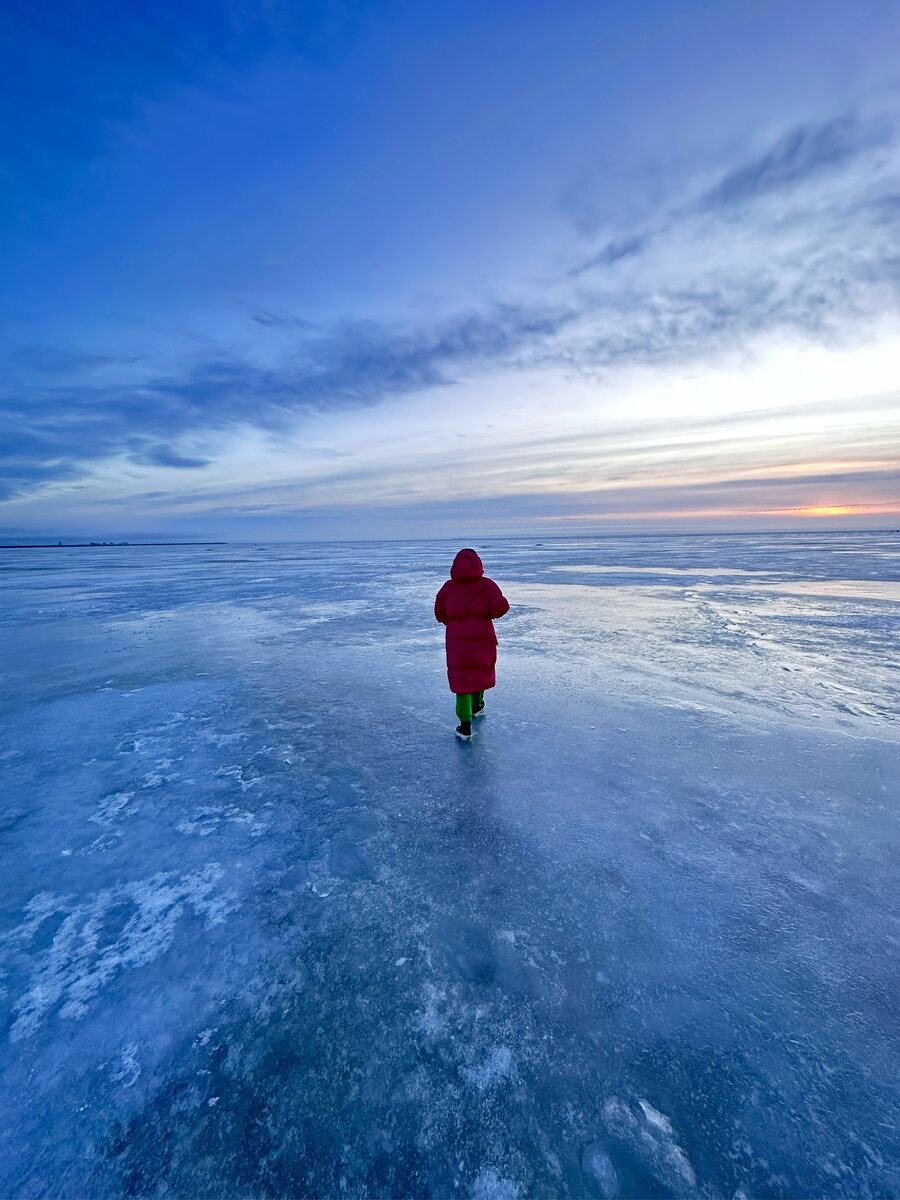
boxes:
[455,691,485,721]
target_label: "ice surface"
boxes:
[1,532,898,1198]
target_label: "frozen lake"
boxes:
[1,532,898,1199]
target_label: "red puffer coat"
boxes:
[434,548,510,694]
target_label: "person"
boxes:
[434,548,510,741]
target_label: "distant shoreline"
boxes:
[0,530,895,550]
[0,542,229,549]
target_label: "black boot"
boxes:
[455,720,473,741]
[472,701,485,717]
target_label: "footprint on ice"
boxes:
[493,940,544,999]
[325,768,363,808]
[580,1144,619,1198]
[436,916,497,984]
[327,836,375,879]
[341,809,380,841]
[277,865,308,890]
[602,1096,697,1197]
[327,809,379,879]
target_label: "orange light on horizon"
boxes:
[539,500,900,522]
[770,503,900,517]
[794,505,860,516]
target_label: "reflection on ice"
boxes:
[0,532,898,1198]
[756,578,900,600]
[552,563,771,575]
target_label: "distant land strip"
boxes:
[0,542,229,549]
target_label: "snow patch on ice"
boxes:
[415,982,448,1036]
[463,1045,513,1090]
[215,764,262,793]
[141,759,177,788]
[89,791,137,826]
[200,730,247,748]
[553,564,769,577]
[176,805,268,838]
[470,1168,520,1199]
[111,1042,141,1087]
[5,865,237,1041]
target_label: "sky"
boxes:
[2,0,899,541]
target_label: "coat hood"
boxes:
[450,548,484,582]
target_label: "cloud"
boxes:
[61,382,898,527]
[3,111,898,505]
[139,466,900,535]
[570,234,651,277]
[0,303,578,499]
[251,310,313,329]
[568,113,897,284]
[6,346,139,374]
[563,117,883,278]
[693,116,881,212]
[0,458,83,501]
[128,444,211,469]
[2,238,895,500]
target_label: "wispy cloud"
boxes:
[127,444,211,469]
[570,112,896,272]
[0,304,577,499]
[692,116,882,212]
[3,109,898,517]
[570,234,650,276]
[250,310,314,329]
[64,386,898,530]
[6,346,142,374]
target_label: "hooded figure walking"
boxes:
[434,548,510,741]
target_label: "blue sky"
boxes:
[2,0,899,540]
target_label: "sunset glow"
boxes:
[799,506,861,516]
[771,504,900,517]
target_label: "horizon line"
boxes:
[1,526,897,549]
